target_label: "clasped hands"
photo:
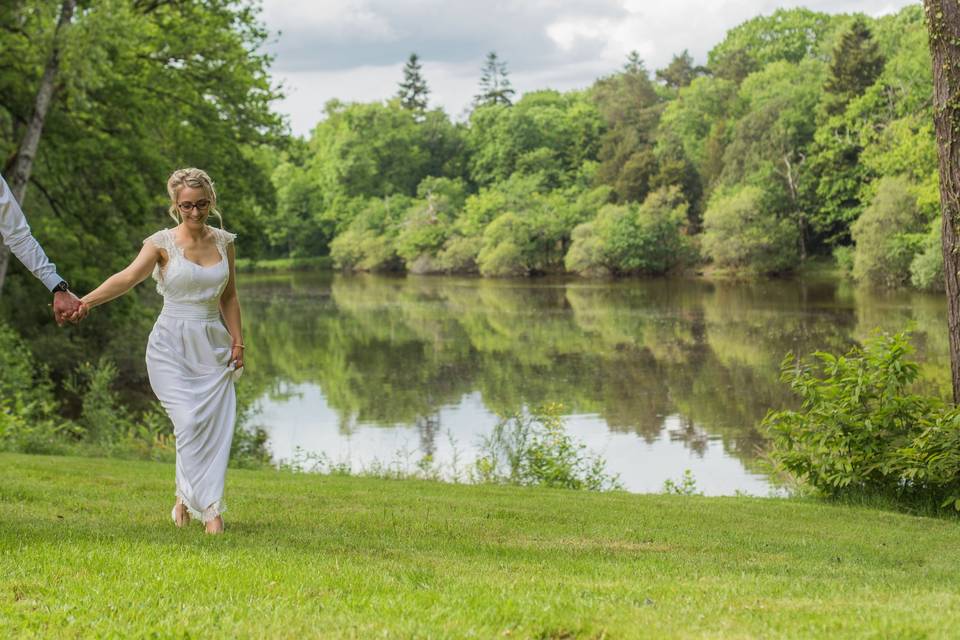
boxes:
[51,292,243,369]
[52,290,88,326]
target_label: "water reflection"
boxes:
[238,272,949,494]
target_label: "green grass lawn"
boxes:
[2,453,959,638]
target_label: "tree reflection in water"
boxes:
[238,272,948,490]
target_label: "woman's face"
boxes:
[176,185,211,228]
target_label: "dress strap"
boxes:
[214,227,237,249]
[144,228,174,254]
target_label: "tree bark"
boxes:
[780,151,807,261]
[925,0,960,403]
[0,0,76,296]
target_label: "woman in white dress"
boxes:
[79,168,244,534]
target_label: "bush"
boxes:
[851,175,925,287]
[833,245,854,275]
[330,228,401,272]
[910,218,944,292]
[437,235,483,273]
[0,321,72,454]
[762,330,960,511]
[329,196,409,271]
[395,177,466,270]
[472,403,622,491]
[565,186,694,276]
[65,358,134,443]
[476,213,534,276]
[701,185,798,274]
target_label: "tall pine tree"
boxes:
[822,16,885,116]
[474,51,515,107]
[655,50,705,89]
[397,52,429,114]
[806,16,886,248]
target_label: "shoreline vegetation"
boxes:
[235,255,334,273]
[4,452,960,638]
[239,253,849,281]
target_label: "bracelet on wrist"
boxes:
[232,343,245,349]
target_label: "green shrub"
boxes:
[65,357,134,444]
[909,218,944,292]
[476,213,534,277]
[105,403,176,462]
[0,321,72,454]
[701,185,798,274]
[472,403,622,491]
[565,187,694,276]
[662,469,702,496]
[763,330,960,511]
[833,245,854,275]
[565,220,608,276]
[851,175,925,287]
[329,196,409,271]
[395,177,466,270]
[437,235,483,273]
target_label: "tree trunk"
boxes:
[781,151,807,261]
[925,0,960,403]
[0,0,77,296]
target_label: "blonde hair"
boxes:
[166,168,224,228]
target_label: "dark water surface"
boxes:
[238,271,949,495]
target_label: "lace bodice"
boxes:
[144,227,235,304]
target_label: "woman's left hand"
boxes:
[231,344,244,369]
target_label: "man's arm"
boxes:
[0,174,82,324]
[0,174,64,291]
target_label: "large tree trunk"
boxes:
[0,0,76,296]
[925,0,960,403]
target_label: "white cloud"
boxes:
[262,0,395,39]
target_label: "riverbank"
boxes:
[3,453,959,638]
[235,255,333,273]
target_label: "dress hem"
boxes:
[176,490,226,523]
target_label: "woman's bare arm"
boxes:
[81,242,163,310]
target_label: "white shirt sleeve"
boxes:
[0,174,63,291]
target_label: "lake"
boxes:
[238,271,949,495]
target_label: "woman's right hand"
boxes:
[74,299,90,321]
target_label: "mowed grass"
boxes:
[2,454,959,639]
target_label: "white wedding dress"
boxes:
[143,227,238,524]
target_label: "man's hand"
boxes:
[52,290,85,326]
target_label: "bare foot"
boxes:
[205,515,225,535]
[172,500,191,528]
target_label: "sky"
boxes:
[258,0,920,137]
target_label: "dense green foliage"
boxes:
[851,176,925,287]
[702,185,798,273]
[257,5,937,291]
[566,186,694,275]
[764,331,960,511]
[0,0,284,419]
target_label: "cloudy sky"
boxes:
[259,0,919,137]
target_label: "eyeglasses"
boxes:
[177,200,211,212]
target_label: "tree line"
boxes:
[258,5,938,288]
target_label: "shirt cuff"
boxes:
[41,272,65,292]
